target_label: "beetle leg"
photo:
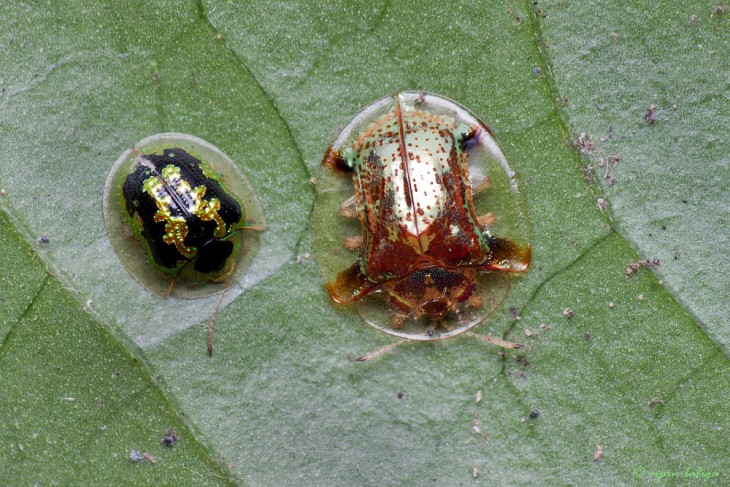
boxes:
[477,213,496,227]
[342,235,362,251]
[242,221,266,232]
[390,312,408,329]
[466,292,483,309]
[329,263,377,304]
[471,175,493,195]
[339,194,358,218]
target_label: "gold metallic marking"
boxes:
[142,164,229,258]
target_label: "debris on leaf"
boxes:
[644,105,656,124]
[575,132,595,155]
[711,3,727,16]
[626,258,660,277]
[130,449,157,463]
[594,445,604,461]
[130,450,143,462]
[161,428,178,447]
[143,452,156,463]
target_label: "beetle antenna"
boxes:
[166,259,195,298]
[165,277,175,298]
[355,338,409,362]
[207,290,226,357]
[464,331,524,349]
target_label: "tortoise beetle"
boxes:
[104,133,265,298]
[312,93,531,351]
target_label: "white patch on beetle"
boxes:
[384,131,453,237]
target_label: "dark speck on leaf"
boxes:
[161,428,178,447]
[644,105,656,124]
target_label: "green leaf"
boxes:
[536,0,729,347]
[1,0,727,485]
[0,212,227,485]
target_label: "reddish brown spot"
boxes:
[487,238,531,273]
[322,147,351,173]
